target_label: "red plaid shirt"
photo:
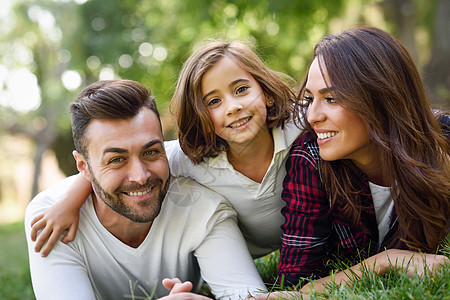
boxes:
[278,133,399,285]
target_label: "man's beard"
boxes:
[89,167,170,223]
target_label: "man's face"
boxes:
[78,107,170,223]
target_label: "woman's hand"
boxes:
[379,249,449,277]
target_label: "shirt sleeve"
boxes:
[278,137,332,285]
[25,193,96,300]
[194,202,267,299]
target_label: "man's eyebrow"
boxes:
[142,140,163,150]
[102,140,162,156]
[103,147,127,155]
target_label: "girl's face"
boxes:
[305,57,373,166]
[201,57,270,147]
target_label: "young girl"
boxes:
[255,26,450,298]
[30,40,302,258]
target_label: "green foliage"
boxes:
[0,222,35,300]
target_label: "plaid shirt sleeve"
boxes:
[278,134,332,285]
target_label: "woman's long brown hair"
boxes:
[296,27,450,253]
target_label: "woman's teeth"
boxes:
[128,187,152,197]
[229,117,251,128]
[317,132,337,140]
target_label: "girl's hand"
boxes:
[30,173,92,257]
[161,278,212,299]
[30,199,80,257]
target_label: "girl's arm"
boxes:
[30,173,92,257]
[252,249,449,299]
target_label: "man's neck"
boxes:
[92,194,152,248]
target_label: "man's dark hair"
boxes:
[71,80,160,157]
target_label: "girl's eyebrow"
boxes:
[202,78,250,101]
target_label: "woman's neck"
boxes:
[227,129,274,183]
[354,158,388,187]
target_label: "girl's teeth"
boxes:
[230,117,250,128]
[128,187,152,197]
[317,132,337,140]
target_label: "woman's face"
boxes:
[305,57,373,167]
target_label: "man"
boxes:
[25,80,266,300]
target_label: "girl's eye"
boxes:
[236,86,248,94]
[207,98,221,107]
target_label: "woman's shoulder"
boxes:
[289,132,321,168]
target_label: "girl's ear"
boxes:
[266,98,274,107]
[73,150,91,181]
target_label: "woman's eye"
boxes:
[207,98,221,106]
[303,95,313,104]
[325,97,336,103]
[236,86,248,94]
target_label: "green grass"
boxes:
[0,221,35,300]
[3,220,449,300]
[255,246,450,299]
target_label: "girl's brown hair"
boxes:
[171,39,296,164]
[296,27,450,253]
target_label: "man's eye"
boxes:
[109,157,124,164]
[144,149,157,156]
[207,98,221,106]
[236,86,248,94]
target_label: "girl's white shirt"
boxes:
[165,121,302,257]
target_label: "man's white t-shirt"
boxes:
[25,176,266,300]
[165,121,301,257]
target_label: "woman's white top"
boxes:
[369,181,395,246]
[165,121,301,257]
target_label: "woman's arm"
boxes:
[301,249,449,294]
[278,137,332,284]
[253,249,449,299]
[30,173,92,257]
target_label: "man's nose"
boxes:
[127,158,151,185]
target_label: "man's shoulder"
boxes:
[27,175,78,210]
[165,177,229,209]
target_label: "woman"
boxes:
[261,26,449,298]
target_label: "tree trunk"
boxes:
[423,0,450,108]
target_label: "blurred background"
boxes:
[0,0,449,225]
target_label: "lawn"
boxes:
[0,221,35,300]
[1,220,448,300]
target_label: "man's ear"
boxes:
[73,150,91,181]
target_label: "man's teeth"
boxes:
[317,132,337,140]
[128,187,152,197]
[229,117,250,128]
